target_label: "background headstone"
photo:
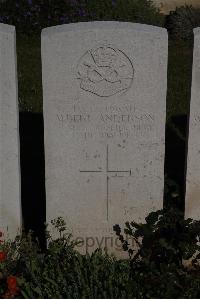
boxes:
[42,22,168,254]
[186,28,200,219]
[0,23,21,238]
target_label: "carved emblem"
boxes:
[77,45,134,97]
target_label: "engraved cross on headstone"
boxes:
[80,145,132,220]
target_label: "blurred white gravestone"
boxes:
[42,22,168,255]
[0,23,21,238]
[186,28,200,219]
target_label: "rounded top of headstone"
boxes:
[42,21,167,38]
[194,27,200,35]
[0,23,15,34]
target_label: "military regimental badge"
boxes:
[77,45,134,97]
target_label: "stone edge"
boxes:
[0,23,15,34]
[194,27,200,35]
[42,21,167,38]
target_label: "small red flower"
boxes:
[0,251,7,261]
[7,275,17,289]
[7,276,20,296]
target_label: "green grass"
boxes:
[17,34,42,113]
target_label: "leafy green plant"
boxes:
[1,210,200,298]
[19,217,132,299]
[0,231,22,298]
[114,208,200,265]
[114,208,200,298]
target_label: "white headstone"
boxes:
[185,28,200,219]
[0,23,21,238]
[42,22,168,255]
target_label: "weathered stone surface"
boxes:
[186,28,200,220]
[0,23,21,238]
[42,22,168,255]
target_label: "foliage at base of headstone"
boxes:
[0,231,21,298]
[17,218,132,299]
[1,209,200,298]
[114,209,200,298]
[114,208,200,298]
[114,208,200,264]
[0,0,164,34]
[166,5,200,41]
